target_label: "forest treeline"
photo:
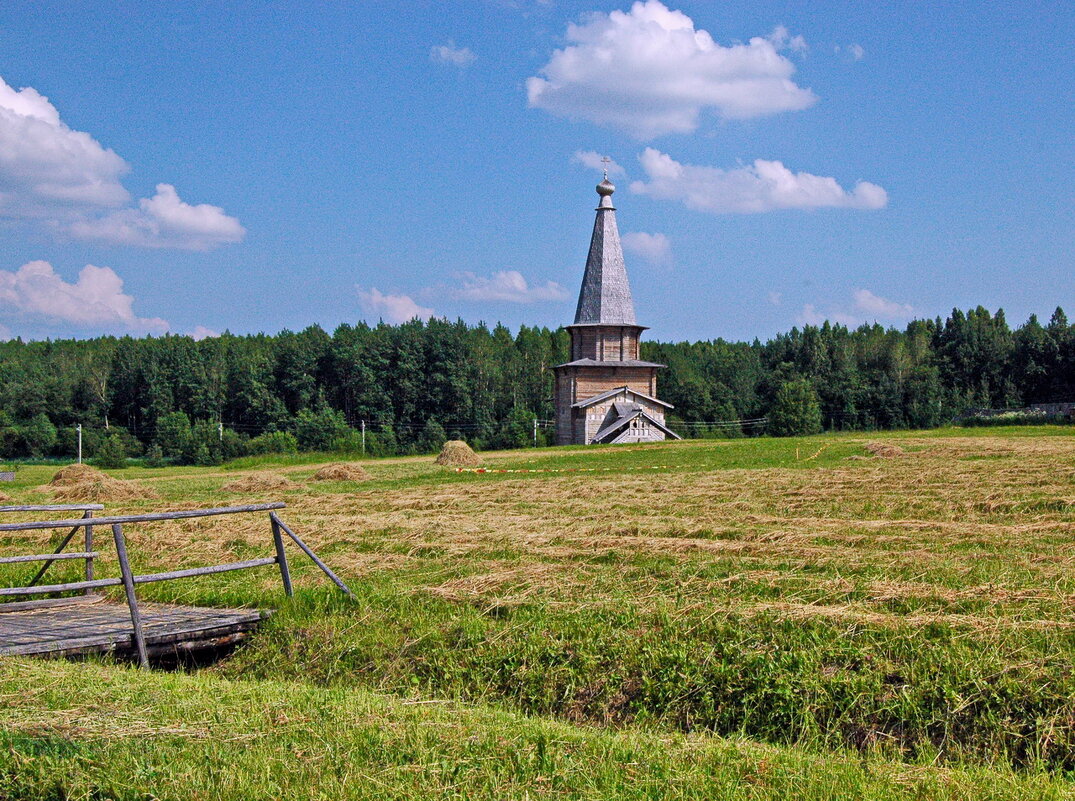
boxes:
[0,305,1072,462]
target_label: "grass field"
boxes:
[2,427,1074,799]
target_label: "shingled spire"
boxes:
[573,176,637,325]
[554,172,677,445]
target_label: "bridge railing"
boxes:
[0,502,352,667]
[0,504,103,596]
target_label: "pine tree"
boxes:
[768,379,823,436]
[93,434,128,469]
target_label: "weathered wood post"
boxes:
[270,512,353,596]
[111,523,148,668]
[83,510,94,595]
[270,514,293,597]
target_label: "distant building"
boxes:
[554,176,680,445]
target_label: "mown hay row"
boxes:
[221,472,299,493]
[312,463,371,482]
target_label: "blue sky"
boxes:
[0,0,1071,343]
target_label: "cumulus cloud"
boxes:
[621,232,672,267]
[430,42,476,66]
[0,260,168,335]
[630,148,887,213]
[69,183,246,251]
[853,289,913,319]
[357,287,435,324]
[797,289,915,328]
[0,77,130,215]
[450,270,569,303]
[190,325,220,341]
[527,1,816,138]
[0,74,244,250]
[572,150,626,176]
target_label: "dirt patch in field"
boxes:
[312,463,371,482]
[0,491,11,503]
[435,440,482,467]
[221,472,299,493]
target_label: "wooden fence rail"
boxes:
[0,502,351,667]
[0,505,100,594]
[0,504,104,513]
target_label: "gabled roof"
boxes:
[571,385,674,410]
[555,358,666,369]
[591,407,681,444]
[573,178,637,326]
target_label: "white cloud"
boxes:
[450,270,569,303]
[797,289,914,328]
[430,42,476,66]
[621,232,672,267]
[357,287,435,324]
[797,303,859,328]
[0,260,168,335]
[767,291,782,305]
[0,77,130,215]
[630,148,888,213]
[527,1,816,139]
[190,325,220,341]
[572,150,626,176]
[0,74,244,250]
[767,25,808,55]
[853,288,913,319]
[69,183,246,251]
[835,43,866,61]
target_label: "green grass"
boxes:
[3,427,1075,798]
[1,658,1070,801]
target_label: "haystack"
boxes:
[864,442,906,458]
[312,463,371,482]
[435,440,482,467]
[221,472,299,493]
[49,463,105,486]
[49,463,157,502]
[53,475,158,502]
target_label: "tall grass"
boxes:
[1,658,1070,801]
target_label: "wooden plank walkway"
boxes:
[0,596,268,660]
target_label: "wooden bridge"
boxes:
[0,502,352,667]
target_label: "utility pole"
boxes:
[77,424,82,464]
[533,418,538,447]
[218,422,224,442]
[361,420,366,455]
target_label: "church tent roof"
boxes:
[573,177,637,326]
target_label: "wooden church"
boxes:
[554,175,680,446]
